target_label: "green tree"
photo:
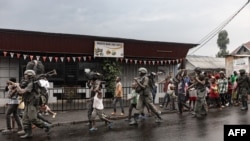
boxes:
[102,59,121,95]
[216,30,230,57]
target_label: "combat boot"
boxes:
[44,122,52,133]
[241,101,248,111]
[20,129,32,139]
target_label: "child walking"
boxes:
[90,92,113,131]
[125,82,139,122]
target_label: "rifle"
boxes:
[35,69,57,80]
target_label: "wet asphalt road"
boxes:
[1,106,250,141]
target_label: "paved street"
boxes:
[1,104,250,141]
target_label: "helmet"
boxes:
[24,70,36,77]
[138,67,148,74]
[194,67,201,73]
[219,71,224,74]
[239,69,246,74]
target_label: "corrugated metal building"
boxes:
[186,55,225,74]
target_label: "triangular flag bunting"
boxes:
[125,59,128,63]
[49,56,53,62]
[134,60,137,64]
[55,57,58,62]
[17,53,21,59]
[60,57,64,62]
[3,51,8,57]
[72,57,76,62]
[23,54,27,60]
[36,56,40,60]
[10,52,14,58]
[67,57,71,62]
[30,55,34,60]
[42,56,47,62]
[77,57,81,62]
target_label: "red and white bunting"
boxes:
[134,60,137,64]
[176,59,179,63]
[17,53,21,59]
[125,59,128,63]
[49,56,53,62]
[3,51,8,57]
[77,57,81,62]
[42,56,47,62]
[83,56,86,61]
[144,61,147,65]
[152,61,155,65]
[10,52,14,58]
[88,56,91,61]
[160,60,163,65]
[23,54,27,60]
[55,57,59,62]
[30,55,34,60]
[67,57,71,62]
[130,59,133,64]
[60,57,64,62]
[36,56,40,60]
[139,60,142,64]
[72,57,76,62]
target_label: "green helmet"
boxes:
[138,67,148,74]
[239,69,246,74]
[24,69,36,77]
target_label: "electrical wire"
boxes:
[189,0,250,55]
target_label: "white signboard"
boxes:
[233,57,249,73]
[94,41,124,58]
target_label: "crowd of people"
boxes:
[159,67,250,118]
[1,59,250,138]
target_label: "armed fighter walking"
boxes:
[236,69,250,111]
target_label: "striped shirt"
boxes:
[217,78,228,94]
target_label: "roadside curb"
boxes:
[0,110,176,132]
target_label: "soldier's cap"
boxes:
[219,71,224,74]
[239,69,246,73]
[24,69,36,76]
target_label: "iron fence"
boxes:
[0,86,133,114]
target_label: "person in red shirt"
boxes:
[209,76,222,111]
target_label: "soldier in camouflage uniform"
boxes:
[189,67,207,118]
[131,67,162,124]
[15,70,52,139]
[236,69,249,111]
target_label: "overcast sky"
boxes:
[0,0,249,57]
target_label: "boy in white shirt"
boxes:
[90,92,113,131]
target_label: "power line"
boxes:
[189,0,250,55]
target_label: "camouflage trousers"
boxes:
[22,103,47,130]
[194,89,207,117]
[137,94,161,119]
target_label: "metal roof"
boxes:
[186,55,225,69]
[0,28,197,59]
